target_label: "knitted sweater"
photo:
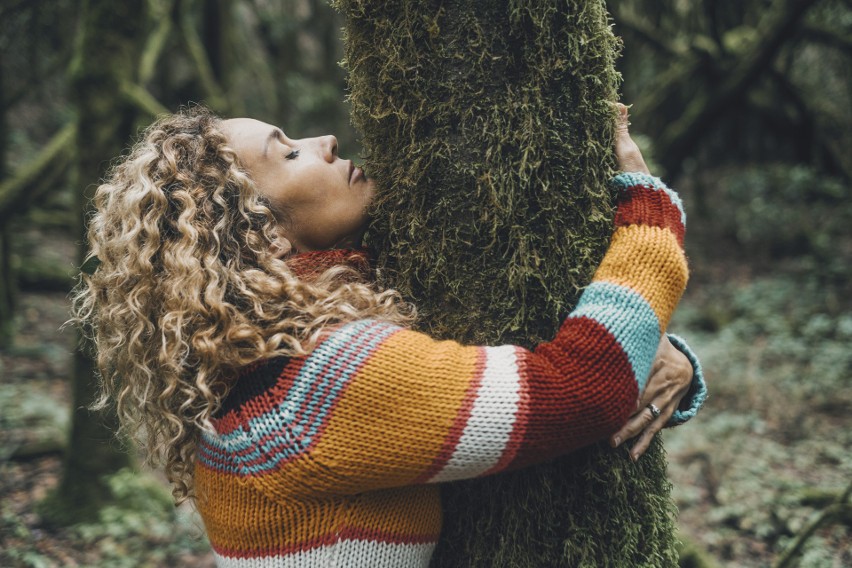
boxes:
[195,172,705,568]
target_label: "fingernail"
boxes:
[612,436,621,447]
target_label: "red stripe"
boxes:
[234,359,303,423]
[339,526,440,544]
[211,528,439,559]
[509,316,637,469]
[615,185,685,246]
[412,347,487,483]
[209,409,242,435]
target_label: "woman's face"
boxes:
[221,118,374,252]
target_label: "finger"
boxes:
[629,412,667,461]
[610,405,656,447]
[615,103,629,131]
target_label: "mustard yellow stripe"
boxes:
[593,224,688,329]
[310,330,479,494]
[195,462,442,553]
[345,485,442,537]
[194,464,343,552]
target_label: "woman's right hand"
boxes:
[609,335,694,460]
[615,103,650,174]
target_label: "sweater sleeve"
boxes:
[665,333,707,426]
[206,172,689,498]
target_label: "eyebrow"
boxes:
[263,128,285,158]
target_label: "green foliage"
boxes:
[71,469,209,567]
[675,275,852,414]
[667,273,852,565]
[711,165,851,276]
[1,469,210,568]
[0,379,69,460]
[337,1,679,566]
[611,0,852,178]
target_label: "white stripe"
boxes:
[429,345,522,483]
[214,539,435,568]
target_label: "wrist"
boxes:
[664,333,707,426]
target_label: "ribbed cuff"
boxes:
[665,333,707,426]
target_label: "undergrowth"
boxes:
[666,271,852,567]
[1,468,210,568]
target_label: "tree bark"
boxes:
[0,51,13,348]
[41,0,150,526]
[336,1,678,565]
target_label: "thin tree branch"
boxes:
[5,438,67,462]
[801,23,852,52]
[774,481,852,568]
[178,0,228,112]
[139,0,176,85]
[121,82,170,117]
[0,123,75,221]
[614,9,686,58]
[18,261,75,292]
[656,0,822,175]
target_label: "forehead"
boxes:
[220,118,277,164]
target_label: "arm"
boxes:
[603,103,706,459]
[204,107,689,499]
[207,169,688,500]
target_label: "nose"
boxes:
[320,135,338,162]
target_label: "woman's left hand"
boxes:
[610,335,694,461]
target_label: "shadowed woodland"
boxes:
[0,0,850,567]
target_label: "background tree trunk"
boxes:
[0,51,14,348]
[41,0,150,525]
[336,0,678,565]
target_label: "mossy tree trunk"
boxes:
[43,0,150,525]
[336,1,678,566]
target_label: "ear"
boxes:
[269,226,294,260]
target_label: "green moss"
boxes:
[335,0,677,565]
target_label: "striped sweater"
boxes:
[195,172,703,567]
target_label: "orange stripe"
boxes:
[195,457,442,554]
[309,329,479,494]
[195,462,344,550]
[343,485,442,537]
[593,224,688,329]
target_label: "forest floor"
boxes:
[0,230,850,567]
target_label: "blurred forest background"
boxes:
[0,0,849,567]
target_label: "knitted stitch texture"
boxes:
[195,172,691,567]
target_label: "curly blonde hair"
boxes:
[72,107,412,502]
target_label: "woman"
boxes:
[74,104,705,567]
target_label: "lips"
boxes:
[348,161,363,185]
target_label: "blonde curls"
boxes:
[72,107,413,502]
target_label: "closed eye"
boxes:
[285,149,300,160]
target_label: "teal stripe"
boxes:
[665,333,707,426]
[570,281,660,390]
[198,320,402,475]
[610,172,686,227]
